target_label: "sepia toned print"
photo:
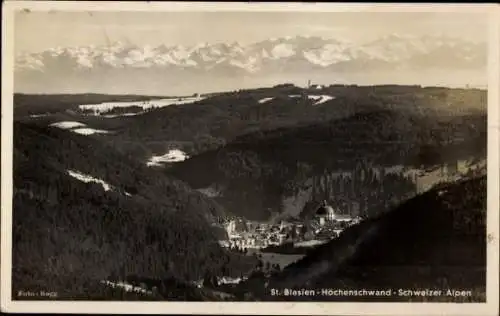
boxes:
[1,2,499,315]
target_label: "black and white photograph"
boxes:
[1,2,499,315]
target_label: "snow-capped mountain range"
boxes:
[15,35,487,95]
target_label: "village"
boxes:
[217,201,363,251]
[205,201,363,287]
[217,157,486,251]
[209,158,486,287]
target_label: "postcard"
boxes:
[1,1,499,315]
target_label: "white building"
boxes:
[315,200,336,223]
[333,214,353,222]
[315,200,353,224]
[225,220,236,236]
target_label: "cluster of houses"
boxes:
[218,220,290,249]
[217,201,363,250]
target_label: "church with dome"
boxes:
[315,200,353,226]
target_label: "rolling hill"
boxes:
[15,84,487,164]
[13,93,169,117]
[14,85,487,222]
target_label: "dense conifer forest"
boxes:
[12,122,257,299]
[11,84,488,300]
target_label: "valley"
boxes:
[6,7,496,314]
[11,83,488,302]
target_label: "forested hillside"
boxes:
[114,85,486,157]
[168,108,486,220]
[12,122,257,300]
[13,85,487,222]
[258,175,487,302]
[15,85,487,162]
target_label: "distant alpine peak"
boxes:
[17,34,483,54]
[14,34,487,94]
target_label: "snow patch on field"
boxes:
[50,121,87,129]
[146,149,189,166]
[258,97,274,104]
[72,128,110,135]
[287,94,335,105]
[67,170,132,196]
[67,170,112,191]
[79,96,205,115]
[50,121,110,135]
[217,276,246,285]
[307,95,335,105]
[100,280,152,295]
[101,112,142,118]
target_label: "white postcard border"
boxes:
[1,2,499,315]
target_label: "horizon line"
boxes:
[11,83,489,99]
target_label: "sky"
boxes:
[14,10,488,54]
